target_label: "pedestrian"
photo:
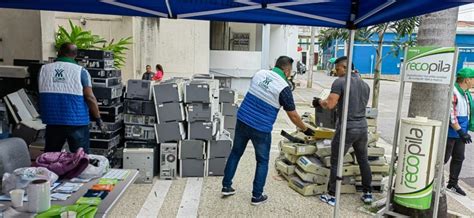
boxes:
[152,64,164,81]
[38,42,104,154]
[444,67,474,196]
[313,56,373,206]
[142,65,155,80]
[221,56,315,206]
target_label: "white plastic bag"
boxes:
[78,154,110,179]
[2,167,58,195]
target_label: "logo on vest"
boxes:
[258,77,273,90]
[53,68,66,83]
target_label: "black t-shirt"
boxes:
[330,74,370,128]
[142,72,155,81]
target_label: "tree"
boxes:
[318,18,419,119]
[395,7,459,217]
[55,20,132,69]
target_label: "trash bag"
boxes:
[78,155,110,180]
[35,148,89,179]
[2,167,58,195]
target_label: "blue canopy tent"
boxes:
[0,0,471,28]
[1,0,473,217]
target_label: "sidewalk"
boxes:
[107,75,474,217]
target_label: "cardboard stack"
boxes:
[275,108,389,196]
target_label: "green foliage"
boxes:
[319,28,348,49]
[102,37,133,69]
[55,20,106,50]
[318,16,420,57]
[55,20,132,69]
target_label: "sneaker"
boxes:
[361,192,373,204]
[319,194,336,206]
[251,194,268,206]
[447,184,467,196]
[221,187,236,196]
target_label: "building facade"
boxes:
[319,22,474,75]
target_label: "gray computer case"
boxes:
[156,102,185,123]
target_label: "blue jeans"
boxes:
[222,120,271,197]
[45,125,90,153]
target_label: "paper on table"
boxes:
[0,195,27,202]
[0,182,61,201]
[70,178,93,183]
[51,193,71,201]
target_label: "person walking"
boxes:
[444,67,474,196]
[221,56,315,206]
[142,65,155,80]
[39,42,103,153]
[313,56,373,206]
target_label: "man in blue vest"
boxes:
[39,43,103,153]
[221,56,315,206]
[444,67,474,196]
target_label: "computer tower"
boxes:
[123,148,155,183]
[160,143,178,180]
[184,81,213,103]
[186,103,213,122]
[126,80,153,100]
[180,159,206,177]
[315,107,336,129]
[207,158,227,176]
[155,122,186,143]
[208,131,232,158]
[156,102,185,123]
[219,88,238,103]
[179,140,206,159]
[188,121,214,141]
[153,78,184,104]
[220,103,238,116]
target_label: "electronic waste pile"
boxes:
[120,74,238,183]
[275,90,389,196]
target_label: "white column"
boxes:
[261,24,271,69]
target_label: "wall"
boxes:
[269,25,299,69]
[210,50,261,71]
[132,17,159,81]
[210,50,261,94]
[54,12,136,81]
[0,9,44,65]
[156,19,210,79]
[55,15,210,81]
[228,23,257,51]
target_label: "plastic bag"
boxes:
[2,167,58,195]
[77,155,110,180]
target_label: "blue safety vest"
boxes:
[39,61,89,126]
[237,69,289,133]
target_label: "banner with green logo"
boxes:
[404,47,456,84]
[394,117,441,210]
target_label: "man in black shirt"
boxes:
[142,65,155,80]
[313,56,373,206]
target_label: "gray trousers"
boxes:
[327,127,372,195]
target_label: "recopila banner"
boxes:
[404,47,456,85]
[394,117,441,209]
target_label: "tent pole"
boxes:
[433,48,458,218]
[261,24,271,69]
[333,28,355,218]
[384,47,408,213]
